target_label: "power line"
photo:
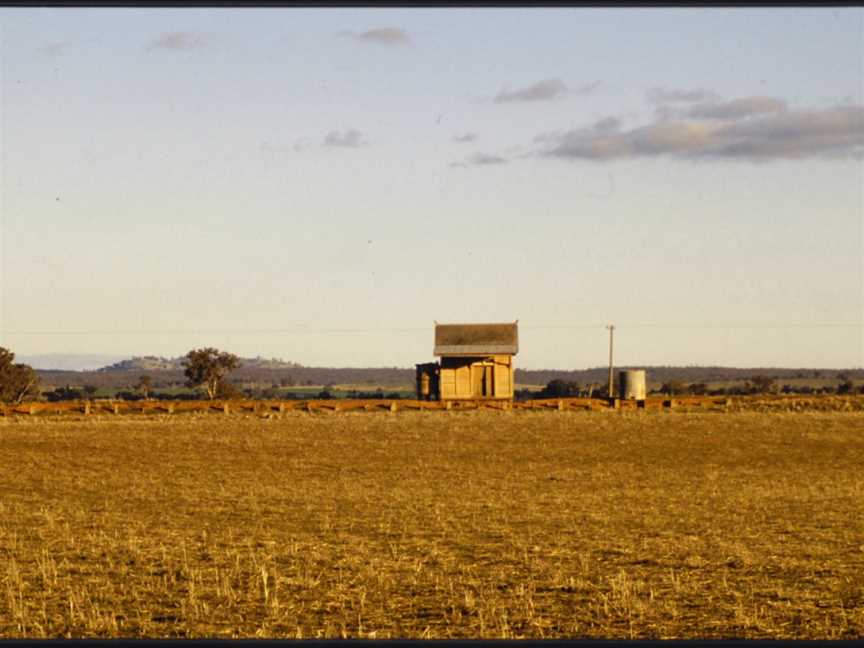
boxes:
[2,322,862,336]
[0,327,426,336]
[525,323,864,330]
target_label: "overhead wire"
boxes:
[2,322,862,335]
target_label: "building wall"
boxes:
[493,354,512,397]
[439,355,513,400]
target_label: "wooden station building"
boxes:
[416,321,518,401]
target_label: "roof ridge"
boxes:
[435,322,518,326]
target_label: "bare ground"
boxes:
[0,410,862,638]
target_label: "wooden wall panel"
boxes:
[438,355,514,400]
[494,362,511,397]
[440,368,456,399]
[456,364,471,398]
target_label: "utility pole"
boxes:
[606,324,615,398]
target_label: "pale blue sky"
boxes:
[1,8,862,369]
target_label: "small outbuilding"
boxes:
[416,321,518,401]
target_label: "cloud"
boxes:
[573,80,602,96]
[263,131,367,152]
[647,86,718,104]
[656,96,788,122]
[343,27,410,45]
[533,103,864,161]
[453,133,478,143]
[493,79,600,103]
[452,152,508,167]
[261,138,313,153]
[705,106,864,159]
[592,116,622,133]
[470,152,507,165]
[534,116,622,145]
[147,32,207,51]
[495,78,568,103]
[36,41,72,57]
[685,96,788,120]
[323,129,366,148]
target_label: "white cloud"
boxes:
[685,96,788,120]
[453,133,478,143]
[495,79,568,103]
[647,86,718,104]
[533,103,864,161]
[342,27,410,46]
[451,152,508,167]
[147,32,207,51]
[323,130,367,148]
[493,79,600,104]
[572,81,602,96]
[261,138,313,153]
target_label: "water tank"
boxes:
[618,370,647,400]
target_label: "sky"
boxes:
[1,7,862,370]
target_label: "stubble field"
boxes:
[0,409,862,638]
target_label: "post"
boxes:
[606,324,615,399]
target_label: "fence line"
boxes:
[4,394,863,417]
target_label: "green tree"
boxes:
[182,348,241,399]
[542,379,581,397]
[0,347,40,404]
[136,375,152,399]
[688,382,708,395]
[261,385,280,400]
[661,380,687,396]
[838,376,854,394]
[46,386,82,402]
[750,375,776,394]
[214,379,243,400]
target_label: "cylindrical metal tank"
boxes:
[415,362,440,401]
[416,364,430,399]
[618,370,647,400]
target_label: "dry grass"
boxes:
[0,410,862,638]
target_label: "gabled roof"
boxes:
[434,322,518,356]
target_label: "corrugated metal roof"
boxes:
[434,322,518,356]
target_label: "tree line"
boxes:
[2,344,862,404]
[0,348,40,404]
[1,346,242,403]
[526,373,862,400]
[34,364,864,393]
[34,366,413,391]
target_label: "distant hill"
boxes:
[32,363,862,392]
[18,354,131,371]
[35,366,412,390]
[516,366,863,386]
[97,355,303,372]
[99,356,183,371]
